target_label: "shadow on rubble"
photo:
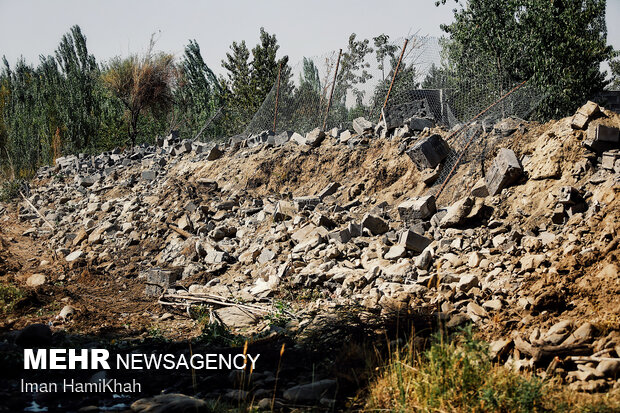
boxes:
[0,305,441,412]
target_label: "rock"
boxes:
[415,249,432,270]
[489,339,512,360]
[571,101,600,129]
[317,182,340,200]
[399,230,431,253]
[290,132,306,145]
[352,117,374,135]
[361,214,389,235]
[305,128,326,147]
[520,254,546,271]
[131,393,210,413]
[585,124,620,153]
[601,150,620,170]
[397,195,436,222]
[467,251,483,268]
[421,166,441,185]
[406,134,451,170]
[145,268,178,297]
[257,248,276,264]
[26,273,46,287]
[485,148,522,196]
[563,322,596,346]
[483,299,503,311]
[385,245,407,260]
[382,100,434,130]
[206,145,223,161]
[216,307,257,329]
[543,320,573,345]
[328,228,351,243]
[283,379,337,403]
[339,130,353,143]
[440,197,474,228]
[471,178,489,197]
[65,250,84,262]
[457,274,479,292]
[274,130,293,146]
[141,170,156,181]
[596,360,620,377]
[58,305,76,321]
[15,324,52,347]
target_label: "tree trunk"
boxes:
[130,110,139,146]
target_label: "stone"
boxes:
[58,305,76,321]
[339,130,353,143]
[216,307,257,329]
[483,299,503,311]
[257,248,276,264]
[65,250,84,262]
[328,228,351,243]
[471,178,489,197]
[440,197,474,228]
[352,117,374,135]
[382,100,434,130]
[397,195,436,222]
[399,230,431,253]
[347,222,362,238]
[543,320,573,345]
[274,130,293,146]
[318,182,340,200]
[408,117,435,131]
[596,360,620,377]
[361,214,389,235]
[293,196,320,211]
[15,324,52,347]
[26,273,46,287]
[468,251,483,268]
[77,175,96,187]
[485,148,522,196]
[305,128,326,147]
[601,150,620,170]
[421,167,441,185]
[145,268,178,296]
[406,134,450,170]
[141,170,156,181]
[489,339,512,359]
[571,101,600,129]
[385,245,407,260]
[520,254,546,271]
[291,132,306,145]
[283,379,337,403]
[206,145,223,161]
[457,274,479,292]
[205,250,228,264]
[563,322,596,346]
[131,394,210,413]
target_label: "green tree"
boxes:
[175,39,222,139]
[609,55,620,90]
[437,0,613,120]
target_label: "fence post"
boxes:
[322,49,342,131]
[273,62,282,133]
[378,38,408,123]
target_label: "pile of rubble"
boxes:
[7,99,620,395]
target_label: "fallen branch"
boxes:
[568,356,620,363]
[20,191,54,230]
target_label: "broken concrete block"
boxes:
[339,130,353,143]
[361,214,389,235]
[290,132,306,145]
[557,186,582,205]
[352,117,374,135]
[274,131,294,146]
[305,128,326,147]
[328,228,351,243]
[397,195,436,223]
[585,124,620,152]
[206,145,223,161]
[421,167,441,185]
[141,170,156,181]
[408,117,435,132]
[601,150,620,170]
[347,222,362,237]
[484,148,522,196]
[471,178,489,197]
[399,229,431,253]
[145,268,178,296]
[293,196,320,211]
[594,125,620,143]
[406,134,450,170]
[317,182,340,200]
[571,101,600,129]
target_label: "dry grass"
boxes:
[364,327,620,413]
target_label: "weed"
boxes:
[265,300,291,327]
[0,283,24,314]
[0,179,24,202]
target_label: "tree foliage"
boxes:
[436,0,613,119]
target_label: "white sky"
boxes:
[1,0,619,76]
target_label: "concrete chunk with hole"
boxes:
[484,148,522,196]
